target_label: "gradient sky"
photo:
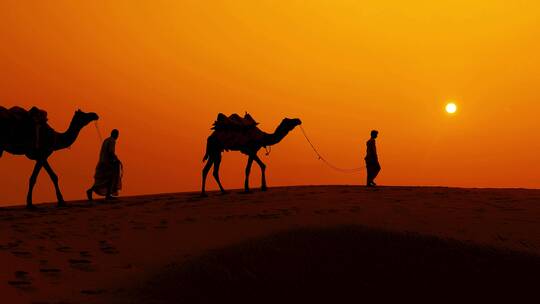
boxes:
[1,1,539,205]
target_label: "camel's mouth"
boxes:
[89,113,99,121]
[290,118,302,126]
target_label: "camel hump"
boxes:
[0,106,8,119]
[0,106,47,124]
[29,106,48,124]
[0,106,50,143]
[0,106,28,122]
[212,112,259,131]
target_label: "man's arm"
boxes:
[107,140,119,162]
[366,140,376,158]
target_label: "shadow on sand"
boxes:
[132,225,539,303]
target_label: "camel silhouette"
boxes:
[0,107,99,208]
[201,113,301,196]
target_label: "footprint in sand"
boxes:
[11,224,29,233]
[56,246,72,253]
[314,209,339,215]
[99,241,119,254]
[254,213,282,220]
[80,251,93,258]
[11,250,32,258]
[40,268,61,274]
[519,240,535,249]
[276,208,295,216]
[0,243,15,250]
[213,215,236,221]
[1,239,23,250]
[40,268,62,281]
[8,271,33,291]
[69,259,95,272]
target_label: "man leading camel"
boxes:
[87,129,122,201]
[365,130,381,187]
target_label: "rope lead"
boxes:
[299,125,364,173]
[94,121,103,142]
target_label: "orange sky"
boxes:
[1,1,539,205]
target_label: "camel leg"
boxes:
[27,161,44,208]
[43,161,66,207]
[201,158,214,196]
[212,154,226,194]
[244,156,254,193]
[253,155,267,191]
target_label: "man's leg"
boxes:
[105,171,114,200]
[366,163,374,186]
[371,163,381,185]
[106,162,121,200]
[86,187,94,201]
[366,162,379,186]
[105,180,114,200]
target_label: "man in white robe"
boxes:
[87,129,122,200]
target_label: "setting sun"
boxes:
[446,103,458,114]
[2,2,540,301]
[1,0,540,204]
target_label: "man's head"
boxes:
[370,130,379,139]
[111,129,120,139]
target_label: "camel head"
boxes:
[73,109,99,128]
[278,118,302,133]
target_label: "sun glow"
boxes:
[446,102,457,114]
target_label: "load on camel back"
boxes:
[0,106,51,155]
[210,112,265,151]
[212,112,259,130]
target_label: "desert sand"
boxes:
[1,185,540,303]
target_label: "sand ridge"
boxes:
[1,185,540,303]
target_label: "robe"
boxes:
[92,137,122,196]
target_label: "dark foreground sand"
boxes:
[1,186,540,303]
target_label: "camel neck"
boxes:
[53,118,82,151]
[263,123,291,146]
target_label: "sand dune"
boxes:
[1,185,540,303]
[131,226,540,303]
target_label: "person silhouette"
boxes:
[365,130,381,187]
[87,129,122,201]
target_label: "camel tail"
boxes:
[203,137,211,162]
[203,135,219,162]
